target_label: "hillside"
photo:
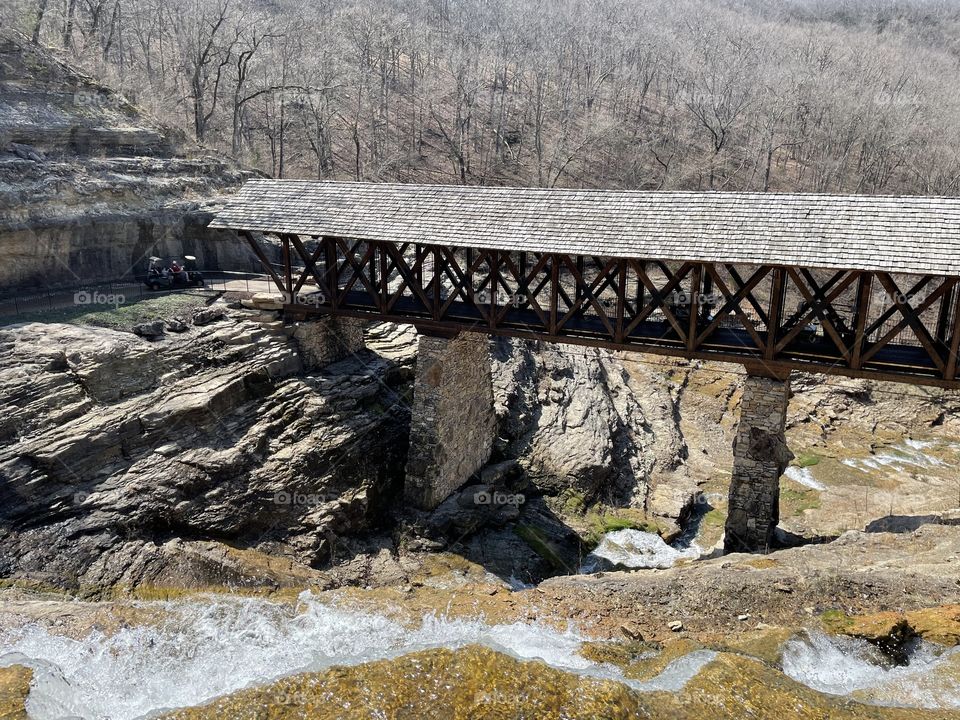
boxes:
[5,0,960,194]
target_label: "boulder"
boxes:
[9,141,44,162]
[250,292,284,310]
[132,320,165,339]
[166,318,189,333]
[192,307,225,326]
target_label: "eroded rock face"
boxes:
[0,312,415,594]
[0,31,256,290]
[492,339,681,506]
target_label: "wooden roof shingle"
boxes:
[209,180,960,277]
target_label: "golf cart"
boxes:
[145,256,204,290]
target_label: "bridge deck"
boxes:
[211,181,960,389]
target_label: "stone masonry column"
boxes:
[404,331,496,510]
[724,369,794,553]
[291,316,366,370]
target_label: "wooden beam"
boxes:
[549,254,560,335]
[615,259,626,344]
[323,237,338,310]
[687,263,702,351]
[947,288,960,381]
[297,303,960,390]
[850,272,873,370]
[281,235,293,299]
[765,268,786,362]
[240,230,286,295]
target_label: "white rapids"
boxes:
[580,529,701,572]
[783,465,826,490]
[0,591,711,720]
[782,631,960,709]
[841,439,952,474]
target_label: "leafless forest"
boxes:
[5,0,960,193]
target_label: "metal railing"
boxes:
[0,271,273,322]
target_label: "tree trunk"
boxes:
[32,0,49,43]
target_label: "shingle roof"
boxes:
[210,180,960,277]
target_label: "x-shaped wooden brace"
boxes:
[623,261,693,342]
[333,238,380,308]
[861,274,957,372]
[695,264,771,351]
[381,243,434,314]
[435,248,492,322]
[494,252,551,328]
[775,270,859,357]
[286,235,326,297]
[556,256,619,337]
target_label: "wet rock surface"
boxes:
[0,664,30,719]
[158,644,948,720]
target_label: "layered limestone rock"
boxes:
[491,339,692,514]
[0,310,414,593]
[0,30,255,289]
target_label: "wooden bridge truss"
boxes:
[243,232,960,389]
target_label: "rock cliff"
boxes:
[0,31,255,290]
[0,308,414,593]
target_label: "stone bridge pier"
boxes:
[290,316,366,370]
[404,331,496,509]
[724,368,794,553]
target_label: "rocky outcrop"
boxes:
[0,30,256,290]
[491,339,693,517]
[0,310,415,594]
[158,642,949,719]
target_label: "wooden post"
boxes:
[324,237,338,310]
[851,272,873,370]
[765,267,786,362]
[549,254,560,336]
[687,263,702,350]
[947,289,960,381]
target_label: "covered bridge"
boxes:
[211,181,960,552]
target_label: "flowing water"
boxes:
[782,631,960,709]
[783,465,826,490]
[0,591,711,719]
[3,593,960,717]
[841,439,954,473]
[580,528,701,571]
